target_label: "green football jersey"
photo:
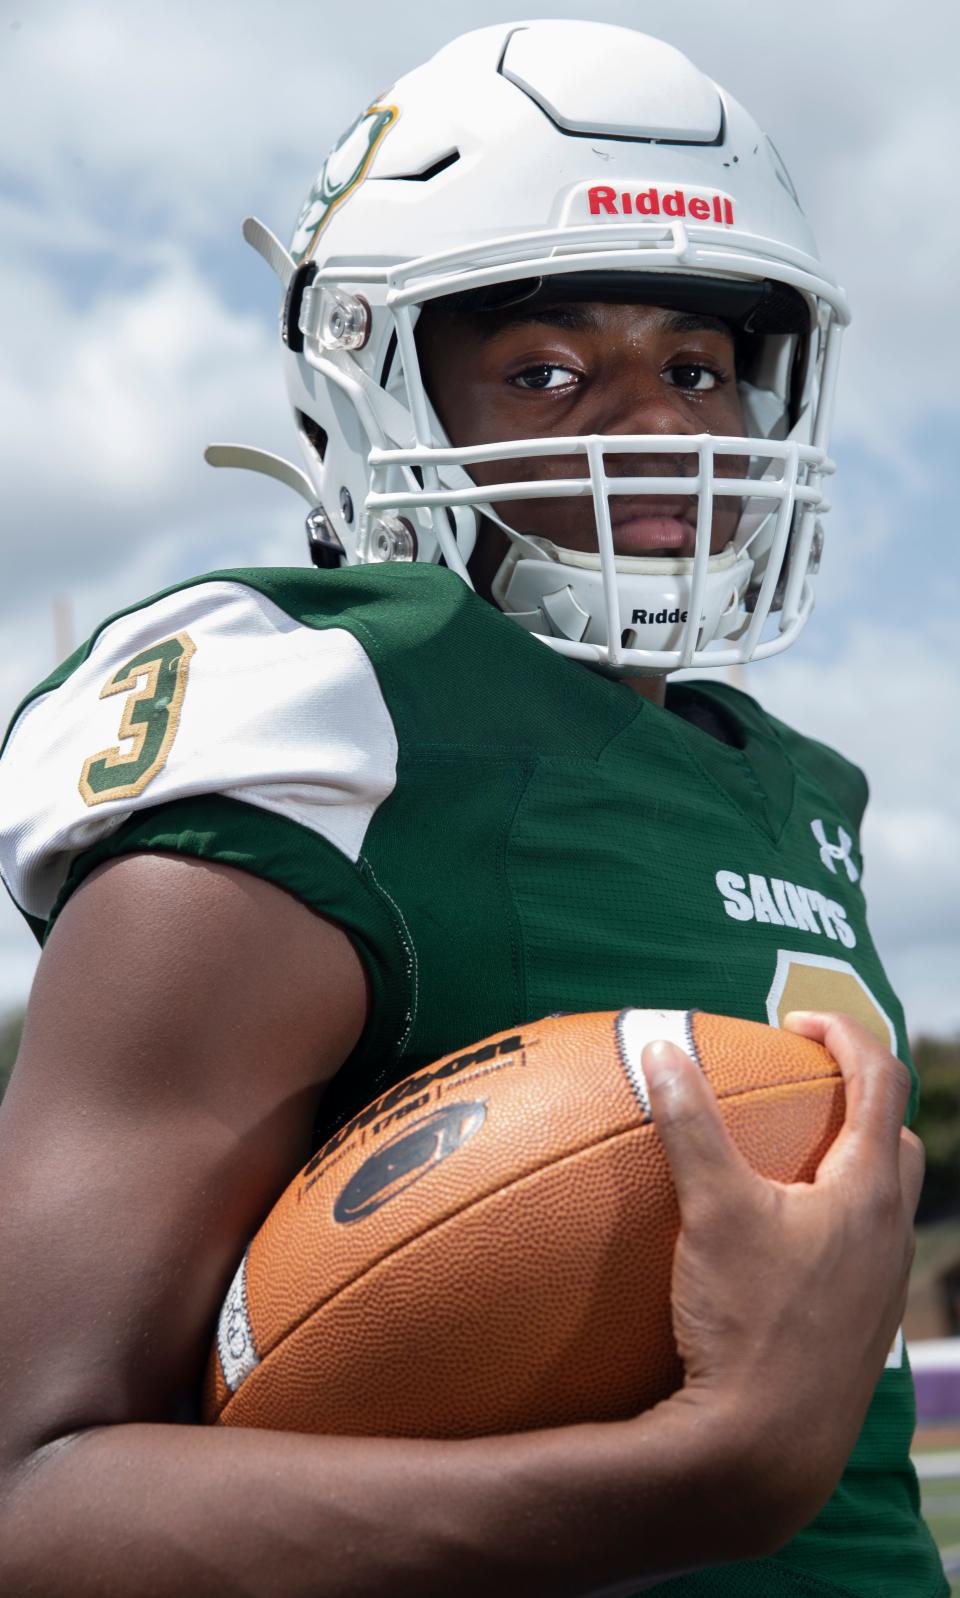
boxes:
[0,563,946,1598]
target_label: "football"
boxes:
[204,1008,844,1438]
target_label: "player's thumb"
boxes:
[642,1039,749,1206]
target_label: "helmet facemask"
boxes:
[357,261,841,674]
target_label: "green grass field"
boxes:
[915,1455,960,1595]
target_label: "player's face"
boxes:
[416,300,747,560]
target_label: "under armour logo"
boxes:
[811,819,859,883]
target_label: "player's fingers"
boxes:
[783,1011,910,1169]
[898,1128,925,1221]
[642,1039,752,1208]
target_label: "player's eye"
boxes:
[510,363,580,391]
[664,363,725,392]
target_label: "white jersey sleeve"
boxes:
[0,578,398,923]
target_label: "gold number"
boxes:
[766,951,905,1370]
[79,632,196,807]
[765,949,896,1050]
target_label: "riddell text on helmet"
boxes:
[588,186,735,225]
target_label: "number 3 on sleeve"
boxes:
[78,632,196,806]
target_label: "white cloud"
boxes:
[0,2,383,245]
[0,239,299,604]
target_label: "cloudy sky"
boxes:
[1,0,958,1036]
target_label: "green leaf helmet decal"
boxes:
[291,101,399,262]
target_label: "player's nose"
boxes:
[595,372,700,484]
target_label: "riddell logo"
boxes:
[632,607,688,625]
[588,186,735,226]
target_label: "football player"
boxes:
[0,22,946,1597]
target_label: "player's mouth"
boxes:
[610,501,697,557]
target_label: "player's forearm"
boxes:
[0,1402,801,1598]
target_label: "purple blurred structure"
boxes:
[910,1339,960,1422]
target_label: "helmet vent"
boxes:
[296,409,328,463]
[382,150,460,183]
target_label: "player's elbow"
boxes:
[737,1451,844,1561]
[0,1430,85,1591]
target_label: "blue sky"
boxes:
[1,0,958,1033]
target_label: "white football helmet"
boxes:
[208,20,849,674]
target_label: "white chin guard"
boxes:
[492,540,754,676]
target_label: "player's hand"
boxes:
[641,1012,923,1521]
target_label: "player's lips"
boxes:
[610,502,697,557]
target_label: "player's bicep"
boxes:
[0,852,367,1464]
